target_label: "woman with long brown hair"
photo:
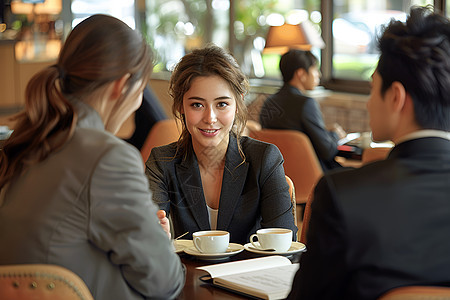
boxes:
[146,44,297,245]
[0,14,184,300]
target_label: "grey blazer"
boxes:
[0,101,185,300]
[146,134,298,245]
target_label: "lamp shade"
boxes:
[263,21,325,54]
[11,0,62,15]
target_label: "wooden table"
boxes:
[176,250,302,299]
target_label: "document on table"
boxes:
[197,256,299,300]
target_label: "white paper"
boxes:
[196,255,291,278]
[215,264,299,300]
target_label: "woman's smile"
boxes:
[182,75,237,153]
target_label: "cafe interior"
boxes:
[0,0,449,299]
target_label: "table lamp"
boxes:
[263,21,325,54]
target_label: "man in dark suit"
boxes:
[288,6,450,300]
[259,50,345,170]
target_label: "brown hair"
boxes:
[0,14,153,188]
[169,44,249,159]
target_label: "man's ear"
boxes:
[295,68,306,81]
[389,81,407,113]
[110,74,131,100]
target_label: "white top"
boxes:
[396,130,450,145]
[207,205,218,230]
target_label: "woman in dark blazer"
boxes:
[146,45,297,244]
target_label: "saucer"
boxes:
[173,239,194,253]
[244,242,306,255]
[184,243,244,260]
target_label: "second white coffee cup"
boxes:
[193,230,229,254]
[250,228,292,252]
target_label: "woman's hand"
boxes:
[157,209,171,239]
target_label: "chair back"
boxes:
[140,119,182,162]
[285,175,297,229]
[362,147,391,165]
[378,286,450,300]
[0,264,94,300]
[249,129,323,204]
[299,191,314,244]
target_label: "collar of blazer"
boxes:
[388,136,450,161]
[175,134,249,231]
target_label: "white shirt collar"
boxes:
[396,130,450,145]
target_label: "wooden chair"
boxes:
[140,119,182,162]
[362,147,391,165]
[285,175,297,230]
[0,264,94,300]
[378,286,450,300]
[299,191,314,244]
[249,129,323,206]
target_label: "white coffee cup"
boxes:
[250,228,292,252]
[193,230,230,254]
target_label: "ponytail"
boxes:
[0,65,77,188]
[0,14,152,189]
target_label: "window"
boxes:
[252,0,322,78]
[71,0,135,28]
[322,0,435,93]
[146,0,321,77]
[331,0,433,80]
[145,0,230,72]
[144,0,444,93]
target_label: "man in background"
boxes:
[259,50,345,170]
[288,6,450,300]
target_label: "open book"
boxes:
[197,256,299,300]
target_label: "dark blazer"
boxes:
[126,86,167,150]
[145,134,298,245]
[260,84,340,170]
[288,137,450,300]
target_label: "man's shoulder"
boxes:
[322,159,396,189]
[260,92,309,127]
[267,88,310,104]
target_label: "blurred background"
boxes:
[2,1,443,81]
[0,0,446,126]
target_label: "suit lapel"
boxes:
[217,135,249,230]
[175,151,210,230]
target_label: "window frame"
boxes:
[318,0,446,94]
